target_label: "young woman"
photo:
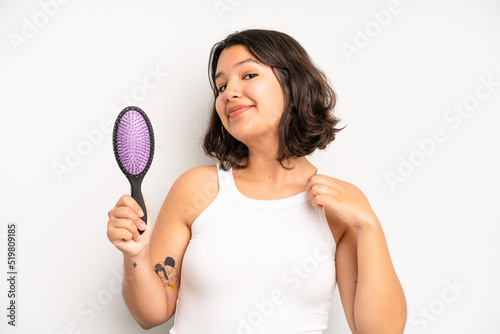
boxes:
[107,29,406,333]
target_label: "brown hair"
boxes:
[203,29,344,170]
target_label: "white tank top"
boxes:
[170,164,337,334]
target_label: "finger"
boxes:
[108,206,144,242]
[116,195,145,219]
[306,174,329,192]
[308,183,334,198]
[112,207,146,232]
[308,192,325,209]
[107,224,135,244]
[112,218,142,242]
[307,181,341,208]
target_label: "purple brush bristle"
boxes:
[114,109,152,175]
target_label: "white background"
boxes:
[1,0,499,333]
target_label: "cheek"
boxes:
[215,96,226,120]
[270,83,286,110]
[254,80,285,111]
[215,96,233,133]
[258,87,285,125]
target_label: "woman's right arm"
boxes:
[107,166,218,329]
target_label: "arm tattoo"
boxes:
[133,262,137,268]
[154,256,179,289]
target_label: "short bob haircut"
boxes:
[203,29,343,170]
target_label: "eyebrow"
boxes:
[214,58,260,81]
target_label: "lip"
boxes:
[228,105,253,118]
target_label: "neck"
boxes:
[236,153,314,189]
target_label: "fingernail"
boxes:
[140,222,147,230]
[138,209,144,217]
[135,235,141,241]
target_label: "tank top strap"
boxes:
[216,162,232,193]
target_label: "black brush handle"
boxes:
[129,176,147,235]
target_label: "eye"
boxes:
[244,73,257,80]
[217,84,227,94]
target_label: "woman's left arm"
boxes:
[306,174,407,334]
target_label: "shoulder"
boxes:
[168,165,219,227]
[174,165,218,189]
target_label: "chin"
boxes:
[229,121,275,142]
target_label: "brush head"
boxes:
[112,106,155,177]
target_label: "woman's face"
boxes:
[214,45,285,146]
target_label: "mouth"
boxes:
[228,105,253,118]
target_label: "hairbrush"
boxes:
[112,106,155,234]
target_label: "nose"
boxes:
[223,80,242,102]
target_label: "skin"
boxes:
[107,45,406,332]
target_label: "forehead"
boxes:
[215,45,258,72]
[219,44,252,61]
